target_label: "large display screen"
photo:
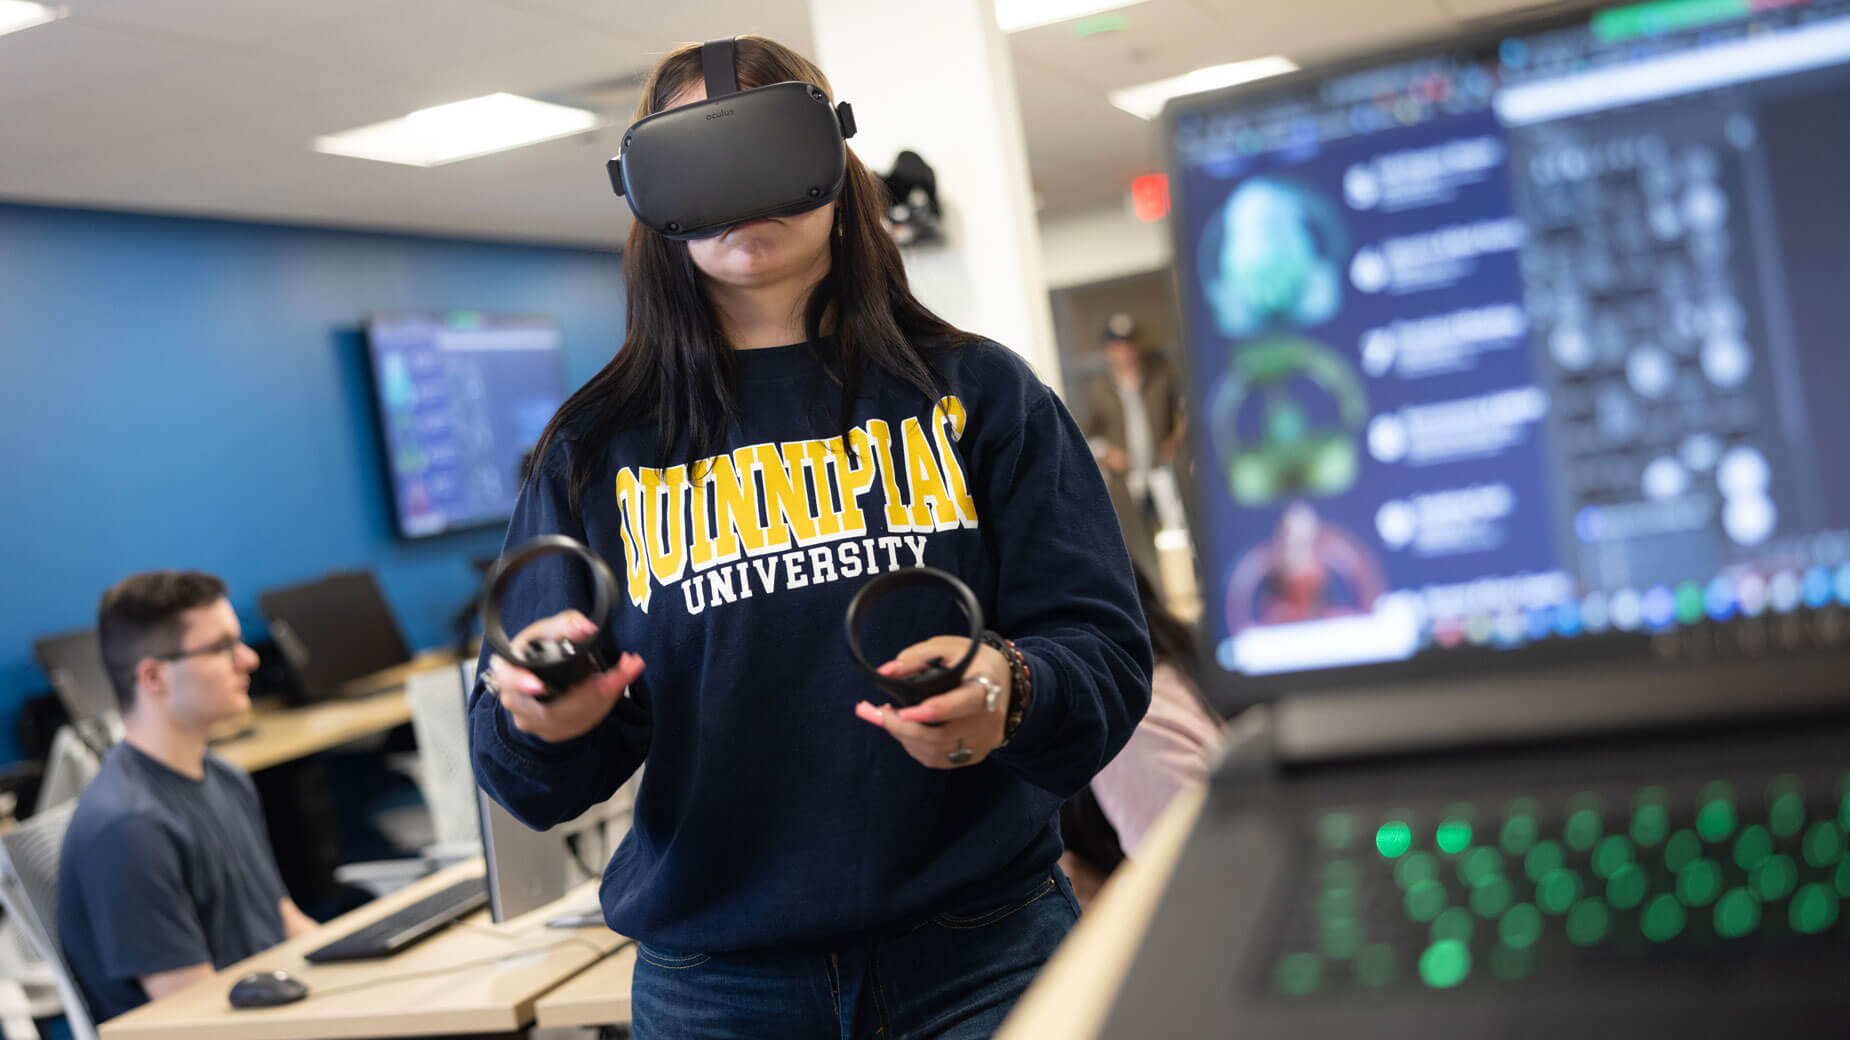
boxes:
[1167,0,1850,701]
[366,312,566,539]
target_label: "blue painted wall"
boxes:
[0,204,626,763]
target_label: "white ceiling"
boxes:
[0,0,1556,247]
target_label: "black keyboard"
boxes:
[1262,764,1850,998]
[304,877,489,963]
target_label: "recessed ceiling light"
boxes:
[1108,56,1299,120]
[996,0,1150,33]
[313,93,601,168]
[0,1,65,39]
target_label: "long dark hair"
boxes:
[536,36,976,509]
[1135,563,1198,681]
[1132,562,1228,723]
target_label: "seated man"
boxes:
[58,570,318,1020]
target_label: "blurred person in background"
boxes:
[1086,313,1188,585]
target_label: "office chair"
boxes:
[335,661,640,898]
[32,725,107,818]
[0,803,98,1040]
[334,664,484,896]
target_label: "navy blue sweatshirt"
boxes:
[469,339,1152,953]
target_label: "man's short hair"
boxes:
[96,571,228,711]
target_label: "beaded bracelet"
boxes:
[982,631,1033,746]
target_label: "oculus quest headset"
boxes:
[482,536,981,705]
[606,37,859,239]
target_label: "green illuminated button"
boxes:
[1835,859,1850,899]
[1607,863,1649,911]
[1768,778,1806,839]
[1355,943,1396,986]
[1714,888,1761,939]
[1500,903,1544,949]
[1733,825,1774,872]
[1565,808,1603,852]
[1676,582,1704,624]
[1525,841,1564,883]
[1676,858,1724,907]
[1471,876,1514,918]
[1459,847,1504,887]
[1633,785,1670,809]
[1696,799,1738,843]
[1538,869,1583,915]
[1406,880,1447,922]
[1490,943,1537,980]
[1322,859,1361,891]
[1419,939,1471,989]
[1320,917,1363,959]
[1565,898,1611,947]
[1642,894,1686,942]
[1839,789,1850,831]
[1377,820,1413,858]
[1432,907,1475,943]
[1789,883,1839,935]
[1631,803,1671,848]
[1437,818,1474,855]
[1277,952,1323,995]
[1665,830,1703,873]
[1502,814,1539,856]
[1751,854,1798,903]
[1319,812,1359,850]
[1803,822,1845,870]
[1396,852,1439,889]
[1316,888,1358,921]
[1592,835,1634,879]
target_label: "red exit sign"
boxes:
[1131,173,1169,222]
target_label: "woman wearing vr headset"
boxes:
[470,35,1152,1039]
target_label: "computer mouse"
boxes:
[228,969,309,1009]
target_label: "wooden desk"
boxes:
[995,784,1206,1040]
[99,859,624,1040]
[533,941,636,1029]
[211,649,464,774]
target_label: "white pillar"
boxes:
[805,0,1061,385]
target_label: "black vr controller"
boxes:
[606,37,858,240]
[844,567,984,706]
[482,535,980,707]
[479,535,621,703]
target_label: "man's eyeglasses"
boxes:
[155,635,246,662]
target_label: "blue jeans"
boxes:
[630,869,1081,1039]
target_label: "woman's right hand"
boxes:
[487,610,645,744]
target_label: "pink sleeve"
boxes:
[1088,663,1221,856]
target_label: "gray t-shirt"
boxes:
[58,743,288,1022]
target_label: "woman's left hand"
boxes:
[854,636,1010,770]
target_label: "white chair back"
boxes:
[0,803,97,1040]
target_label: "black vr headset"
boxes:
[606,38,858,240]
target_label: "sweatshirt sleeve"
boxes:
[468,445,652,831]
[981,383,1153,798]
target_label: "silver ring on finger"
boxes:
[972,675,1002,714]
[946,738,976,766]
[481,670,502,698]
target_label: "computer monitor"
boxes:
[1165,0,1850,715]
[365,312,569,540]
[458,660,571,922]
[32,629,117,726]
[258,571,411,703]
